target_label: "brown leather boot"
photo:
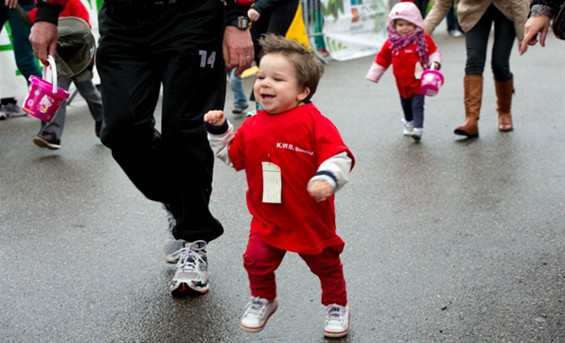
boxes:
[495,77,514,132]
[454,75,483,138]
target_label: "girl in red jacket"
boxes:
[366,1,442,141]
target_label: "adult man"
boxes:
[29,0,254,297]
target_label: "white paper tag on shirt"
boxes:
[415,63,423,79]
[262,161,282,203]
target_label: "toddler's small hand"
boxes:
[248,9,260,22]
[308,180,334,202]
[204,110,226,126]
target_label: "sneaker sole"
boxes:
[323,328,350,338]
[33,136,61,150]
[324,309,350,338]
[239,304,278,333]
[170,281,209,297]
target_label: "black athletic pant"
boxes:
[97,0,225,242]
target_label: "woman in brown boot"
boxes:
[423,0,530,138]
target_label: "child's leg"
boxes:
[400,96,413,123]
[39,76,73,139]
[411,94,425,129]
[243,231,285,300]
[300,246,347,306]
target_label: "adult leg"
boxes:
[264,0,299,37]
[454,5,493,138]
[491,8,516,132]
[248,0,298,105]
[75,78,104,136]
[34,76,72,143]
[413,0,429,18]
[74,79,104,123]
[98,1,225,243]
[8,3,41,82]
[158,2,226,242]
[97,3,164,200]
[229,68,248,110]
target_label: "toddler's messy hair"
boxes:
[258,34,324,101]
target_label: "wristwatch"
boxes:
[229,16,250,30]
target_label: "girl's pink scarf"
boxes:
[389,29,429,69]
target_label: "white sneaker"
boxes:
[161,203,184,263]
[323,304,350,338]
[411,128,423,141]
[240,297,278,332]
[402,119,414,135]
[170,240,209,296]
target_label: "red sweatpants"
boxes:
[243,231,348,306]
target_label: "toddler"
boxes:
[204,34,355,338]
[366,1,442,141]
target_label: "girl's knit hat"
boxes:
[386,1,424,33]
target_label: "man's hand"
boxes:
[223,26,254,77]
[520,16,551,55]
[5,0,19,9]
[29,21,59,65]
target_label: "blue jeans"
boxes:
[0,2,41,85]
[400,94,425,129]
[229,69,247,108]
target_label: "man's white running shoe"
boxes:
[323,304,350,338]
[162,203,184,263]
[170,240,209,296]
[240,296,278,332]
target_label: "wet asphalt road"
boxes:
[1,32,564,343]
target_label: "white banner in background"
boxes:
[321,0,389,61]
[0,0,99,101]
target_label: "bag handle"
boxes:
[42,55,58,94]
